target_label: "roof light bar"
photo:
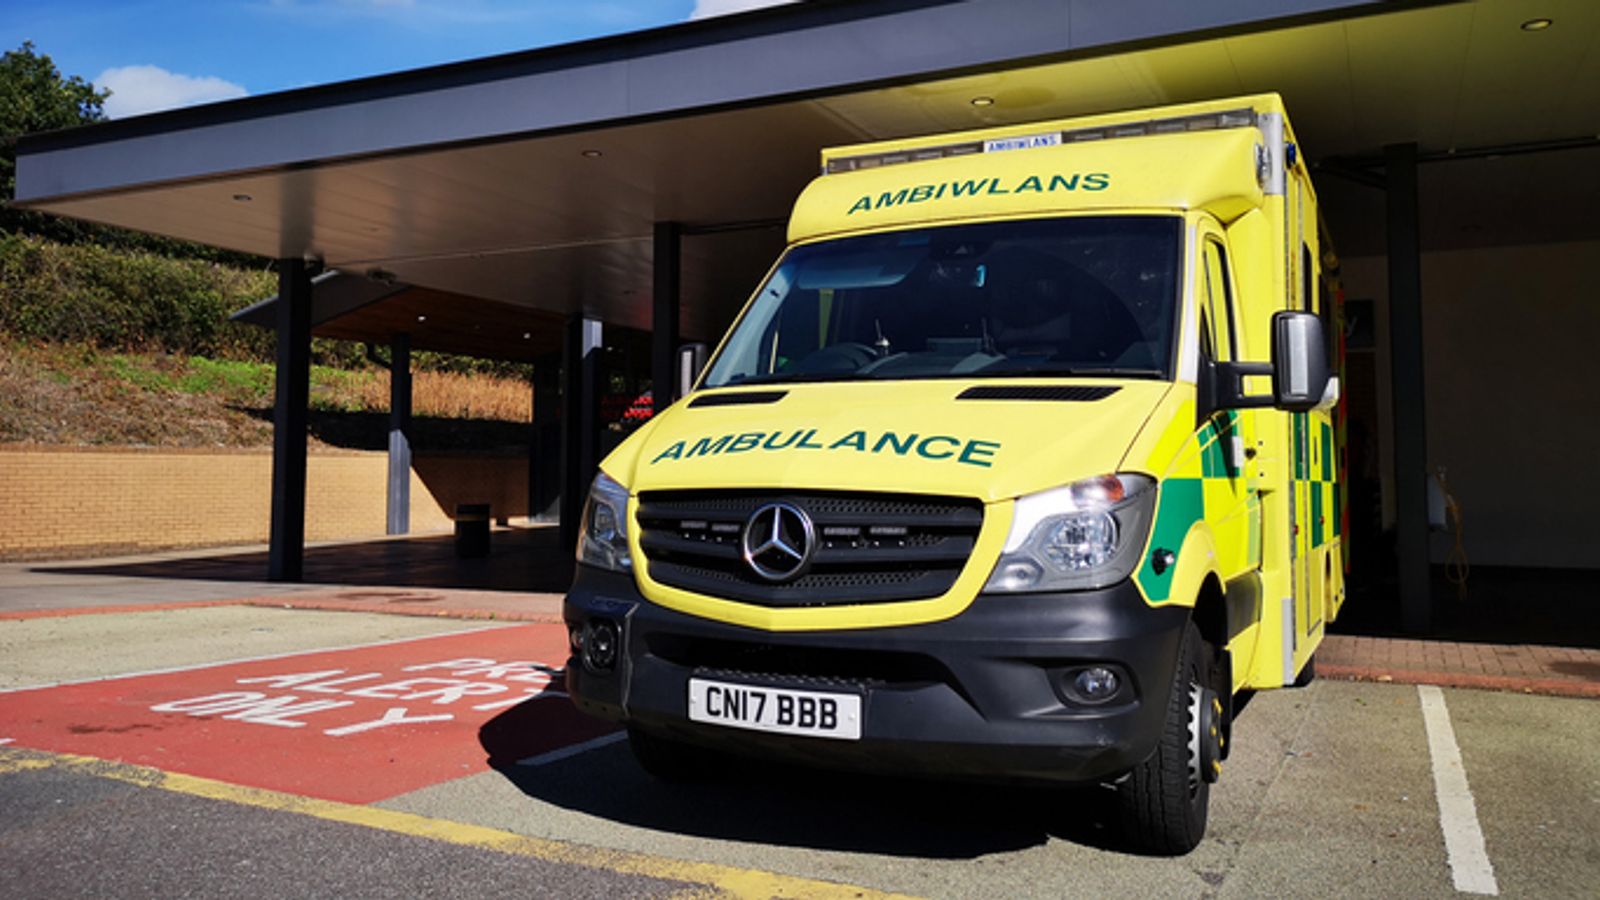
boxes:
[825,107,1258,175]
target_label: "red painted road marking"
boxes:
[0,597,561,623]
[0,600,237,621]
[0,627,517,694]
[0,624,617,803]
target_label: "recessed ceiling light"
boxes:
[1520,18,1552,31]
[522,332,532,340]
[970,96,995,107]
[581,149,603,158]
[416,315,427,323]
[231,193,252,202]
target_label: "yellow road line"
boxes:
[0,748,913,900]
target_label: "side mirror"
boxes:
[676,343,708,399]
[1206,311,1331,415]
[1270,311,1330,412]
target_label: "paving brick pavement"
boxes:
[0,587,563,623]
[8,592,1595,700]
[5,535,1595,700]
[1319,634,1600,699]
[240,586,564,622]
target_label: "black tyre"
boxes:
[1293,654,1316,688]
[1113,621,1216,855]
[627,726,719,782]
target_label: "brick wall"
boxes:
[0,446,529,561]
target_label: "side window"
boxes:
[1317,259,1339,364]
[1302,243,1315,314]
[1201,238,1237,362]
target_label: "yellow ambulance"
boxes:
[564,94,1344,854]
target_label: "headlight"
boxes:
[983,473,1157,593]
[576,471,632,573]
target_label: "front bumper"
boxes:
[564,566,1189,784]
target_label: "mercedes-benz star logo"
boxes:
[740,502,816,582]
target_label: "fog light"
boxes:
[584,619,619,672]
[1074,666,1120,702]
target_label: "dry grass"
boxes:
[343,370,531,423]
[0,341,532,449]
[0,342,272,447]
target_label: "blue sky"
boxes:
[3,0,791,118]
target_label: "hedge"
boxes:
[0,232,276,359]
[0,233,536,377]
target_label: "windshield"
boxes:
[702,216,1183,388]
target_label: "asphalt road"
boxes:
[2,606,1596,898]
[0,758,691,900]
[389,678,1600,898]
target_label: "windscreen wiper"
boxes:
[986,366,1164,379]
[723,371,863,386]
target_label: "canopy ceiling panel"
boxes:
[311,288,569,361]
[16,0,1599,324]
[36,103,844,269]
[816,0,1600,158]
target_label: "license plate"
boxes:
[687,677,862,740]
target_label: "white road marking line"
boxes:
[1418,685,1499,896]
[0,738,13,745]
[515,731,627,767]
[0,623,521,696]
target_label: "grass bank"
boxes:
[0,341,532,449]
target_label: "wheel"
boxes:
[627,725,719,782]
[1292,654,1316,688]
[1113,621,1221,855]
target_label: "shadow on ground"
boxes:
[477,701,1128,859]
[34,526,574,593]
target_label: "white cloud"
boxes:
[690,0,797,19]
[97,65,249,118]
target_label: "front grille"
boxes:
[693,668,881,691]
[637,490,983,607]
[650,633,952,689]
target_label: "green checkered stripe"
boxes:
[1294,413,1340,548]
[1134,477,1202,603]
[1135,411,1248,604]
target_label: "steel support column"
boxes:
[559,317,602,549]
[268,259,312,582]
[653,221,683,414]
[386,332,412,535]
[1385,143,1431,633]
[530,351,563,522]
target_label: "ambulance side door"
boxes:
[1197,219,1259,580]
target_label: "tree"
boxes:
[0,42,262,265]
[1,41,109,241]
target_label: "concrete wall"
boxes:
[0,447,529,561]
[1339,238,1600,568]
